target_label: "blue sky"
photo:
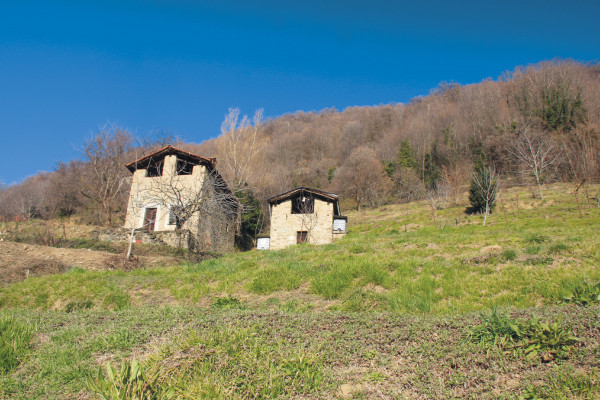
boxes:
[1,0,598,184]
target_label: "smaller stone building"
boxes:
[123,145,239,252]
[263,187,347,250]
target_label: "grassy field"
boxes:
[0,183,599,398]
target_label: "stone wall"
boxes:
[122,153,237,253]
[269,198,335,250]
[96,228,193,249]
[123,154,207,233]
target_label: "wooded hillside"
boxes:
[1,59,599,228]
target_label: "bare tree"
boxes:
[80,124,134,225]
[510,127,557,200]
[426,180,449,225]
[470,164,500,227]
[217,108,264,189]
[138,163,240,251]
[334,147,393,210]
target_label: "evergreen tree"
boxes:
[234,189,263,251]
[397,139,417,169]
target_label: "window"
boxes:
[291,196,314,214]
[176,159,194,175]
[297,231,308,244]
[143,208,157,231]
[146,161,163,177]
[168,206,181,226]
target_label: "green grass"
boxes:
[0,305,598,399]
[1,183,600,398]
[1,184,599,314]
[0,314,35,374]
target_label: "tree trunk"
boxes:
[533,171,544,200]
[126,226,136,259]
[483,203,489,227]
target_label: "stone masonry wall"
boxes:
[269,198,334,250]
[123,154,207,233]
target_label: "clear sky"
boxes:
[1,0,598,184]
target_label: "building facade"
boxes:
[264,187,347,250]
[123,146,239,252]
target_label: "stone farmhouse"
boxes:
[259,187,347,251]
[123,145,240,252]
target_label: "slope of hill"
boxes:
[0,183,599,398]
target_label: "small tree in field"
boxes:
[466,163,499,226]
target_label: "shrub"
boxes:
[0,315,35,374]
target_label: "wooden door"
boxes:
[144,208,157,232]
[297,231,308,244]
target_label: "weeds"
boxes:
[143,328,327,399]
[0,314,34,374]
[526,233,549,244]
[468,308,580,361]
[501,249,518,261]
[562,279,600,306]
[86,359,175,400]
[211,296,243,309]
[521,367,600,399]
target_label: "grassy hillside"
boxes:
[1,183,598,314]
[0,183,599,398]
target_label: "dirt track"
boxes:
[0,241,174,285]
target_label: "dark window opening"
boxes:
[143,208,157,232]
[297,231,308,244]
[168,208,178,226]
[176,159,194,175]
[291,196,314,214]
[146,161,163,177]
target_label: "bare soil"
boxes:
[0,240,175,285]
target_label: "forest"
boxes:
[1,59,598,234]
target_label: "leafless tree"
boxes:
[471,164,500,227]
[80,124,134,225]
[334,147,393,210]
[140,164,240,251]
[426,180,449,225]
[217,107,264,189]
[510,127,557,200]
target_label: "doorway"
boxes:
[143,208,157,232]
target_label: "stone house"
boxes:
[260,187,347,251]
[123,145,239,252]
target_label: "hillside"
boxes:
[1,60,599,228]
[0,183,599,398]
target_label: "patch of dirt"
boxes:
[481,245,502,253]
[0,240,176,285]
